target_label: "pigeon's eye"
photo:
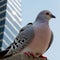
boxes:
[46,12,49,15]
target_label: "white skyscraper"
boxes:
[0,0,22,50]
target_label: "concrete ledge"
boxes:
[0,53,48,60]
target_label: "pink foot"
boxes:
[24,52,30,57]
[24,52,35,58]
[28,52,35,58]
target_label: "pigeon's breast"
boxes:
[29,23,51,54]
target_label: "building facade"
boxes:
[0,0,22,50]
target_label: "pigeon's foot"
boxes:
[39,55,47,58]
[24,52,35,58]
[35,53,47,58]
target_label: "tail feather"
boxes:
[0,49,9,58]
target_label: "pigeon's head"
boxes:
[37,10,56,21]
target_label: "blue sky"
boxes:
[22,0,60,60]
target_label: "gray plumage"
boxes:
[0,10,55,58]
[1,23,34,58]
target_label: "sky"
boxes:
[22,0,60,60]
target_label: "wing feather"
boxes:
[0,23,34,57]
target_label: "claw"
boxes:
[24,52,35,58]
[24,52,30,57]
[28,52,35,58]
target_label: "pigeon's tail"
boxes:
[0,49,9,58]
[0,43,14,59]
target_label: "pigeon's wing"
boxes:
[0,23,34,58]
[6,22,33,50]
[46,31,53,51]
[20,23,33,32]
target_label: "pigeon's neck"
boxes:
[35,18,49,24]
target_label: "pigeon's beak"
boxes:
[50,14,56,18]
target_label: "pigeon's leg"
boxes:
[24,52,35,58]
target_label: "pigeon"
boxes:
[0,10,56,58]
